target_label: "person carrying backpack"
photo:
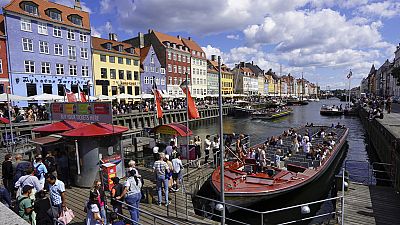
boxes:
[15,167,42,199]
[17,185,35,224]
[33,155,48,189]
[117,170,142,223]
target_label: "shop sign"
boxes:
[51,102,112,123]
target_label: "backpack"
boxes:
[14,196,29,214]
[14,162,32,183]
[34,163,43,179]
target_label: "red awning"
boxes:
[154,123,193,137]
[0,117,10,124]
[29,135,62,146]
[32,120,88,133]
[61,123,129,137]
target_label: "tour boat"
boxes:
[251,108,293,120]
[193,125,349,217]
[320,105,344,116]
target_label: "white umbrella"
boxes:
[28,93,64,101]
[0,93,30,102]
[115,93,135,99]
[95,95,116,101]
[133,93,154,99]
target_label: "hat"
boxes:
[22,185,33,193]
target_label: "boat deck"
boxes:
[337,182,400,225]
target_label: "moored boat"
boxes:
[193,125,349,220]
[251,108,293,120]
[320,105,343,116]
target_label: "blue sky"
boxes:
[2,0,400,89]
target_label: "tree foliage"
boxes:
[392,66,400,86]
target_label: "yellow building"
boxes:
[222,65,234,95]
[92,35,140,96]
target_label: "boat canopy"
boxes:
[153,123,193,137]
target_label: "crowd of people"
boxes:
[0,105,49,123]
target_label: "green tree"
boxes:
[392,66,400,86]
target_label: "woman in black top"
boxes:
[110,177,124,217]
[34,190,53,225]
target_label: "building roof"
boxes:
[140,46,151,63]
[152,30,185,46]
[92,36,139,57]
[61,123,129,137]
[241,67,254,74]
[182,37,206,59]
[32,120,88,133]
[3,0,90,30]
[0,14,5,36]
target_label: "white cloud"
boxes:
[92,21,114,38]
[91,26,101,38]
[226,34,240,40]
[358,1,400,18]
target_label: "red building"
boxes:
[0,14,8,93]
[124,30,192,95]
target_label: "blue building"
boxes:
[140,44,166,94]
[3,0,93,102]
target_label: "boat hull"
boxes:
[251,110,292,120]
[320,110,343,116]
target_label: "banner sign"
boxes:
[51,102,113,123]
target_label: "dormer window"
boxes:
[105,43,112,50]
[192,50,196,55]
[117,45,123,52]
[68,14,83,26]
[46,9,62,21]
[128,48,134,54]
[172,43,176,48]
[179,45,182,50]
[21,1,38,15]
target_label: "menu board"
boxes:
[51,102,112,123]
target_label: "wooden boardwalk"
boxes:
[67,165,218,225]
[336,182,400,225]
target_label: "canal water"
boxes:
[189,98,377,224]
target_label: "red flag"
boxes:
[152,81,163,118]
[79,86,87,102]
[180,80,200,119]
[65,87,77,102]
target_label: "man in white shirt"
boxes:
[204,135,211,165]
[171,153,183,191]
[303,141,312,155]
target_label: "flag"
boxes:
[180,80,200,119]
[64,86,77,102]
[152,80,163,118]
[79,86,87,102]
[347,70,352,79]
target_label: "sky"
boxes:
[1,0,400,90]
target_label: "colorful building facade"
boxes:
[3,0,93,101]
[140,44,166,94]
[183,37,207,96]
[0,14,9,93]
[92,35,140,96]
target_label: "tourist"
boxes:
[33,155,48,189]
[275,149,283,168]
[92,180,107,224]
[171,153,183,191]
[12,154,23,175]
[204,135,211,165]
[277,136,283,146]
[117,169,142,223]
[0,185,11,208]
[303,140,312,157]
[165,141,174,158]
[259,148,267,172]
[110,177,124,216]
[164,155,173,189]
[386,96,392,114]
[212,136,220,167]
[153,153,170,206]
[17,185,35,224]
[153,144,160,161]
[194,136,202,168]
[85,191,104,225]
[44,152,57,177]
[292,137,300,153]
[126,160,140,178]
[2,153,14,195]
[46,174,66,218]
[15,167,42,199]
[236,134,246,162]
[34,190,53,225]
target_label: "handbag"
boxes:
[58,207,75,224]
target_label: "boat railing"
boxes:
[344,160,394,186]
[184,168,346,225]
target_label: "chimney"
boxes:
[109,33,118,41]
[74,0,82,10]
[188,37,192,40]
[211,55,217,61]
[240,62,245,68]
[177,35,181,40]
[251,61,254,65]
[148,29,153,34]
[138,32,144,48]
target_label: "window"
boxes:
[22,2,38,15]
[127,86,133,95]
[26,84,37,97]
[105,43,112,50]
[22,38,33,52]
[161,78,165,85]
[168,77,172,85]
[24,60,35,73]
[69,65,77,76]
[79,32,87,42]
[118,57,123,64]
[43,84,52,94]
[39,41,49,54]
[156,67,159,73]
[101,68,107,79]
[192,50,196,55]
[126,58,131,65]
[100,55,106,62]
[160,68,165,74]
[37,22,48,35]
[168,51,171,60]
[178,66,182,74]
[168,64,172,72]
[155,78,160,85]
[82,66,89,77]
[110,69,116,79]
[67,29,75,40]
[117,45,123,52]
[119,86,125,94]
[48,10,62,21]
[80,48,88,59]
[183,67,186,74]
[58,84,65,96]
[111,86,117,95]
[178,54,181,62]
[144,76,149,84]
[41,62,50,74]
[134,71,139,80]
[151,54,154,64]
[144,66,148,72]
[53,26,62,37]
[173,53,176,61]
[69,15,83,26]
[102,85,108,95]
[182,55,186,63]
[0,60,2,74]
[68,46,76,60]
[150,76,154,84]
[118,70,124,79]
[174,77,178,85]
[127,71,132,80]
[54,44,63,56]
[56,63,64,75]
[134,60,139,66]
[71,84,78,93]
[109,56,115,63]
[187,67,190,74]
[174,65,177,73]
